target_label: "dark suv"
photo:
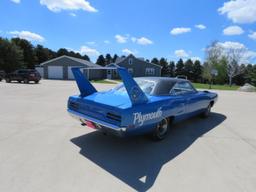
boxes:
[5,69,41,84]
[0,70,5,81]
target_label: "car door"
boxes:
[171,81,199,118]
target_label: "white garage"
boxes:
[39,55,102,80]
[48,66,63,79]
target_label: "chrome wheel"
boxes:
[152,118,169,140]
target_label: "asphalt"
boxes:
[0,80,256,192]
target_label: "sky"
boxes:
[1,0,256,63]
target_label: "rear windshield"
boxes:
[114,79,156,95]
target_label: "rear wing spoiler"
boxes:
[72,66,148,105]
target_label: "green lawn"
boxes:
[90,80,117,84]
[90,79,240,91]
[193,83,240,90]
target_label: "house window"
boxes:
[145,68,155,76]
[128,68,133,74]
[128,58,133,65]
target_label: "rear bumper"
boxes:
[68,109,127,137]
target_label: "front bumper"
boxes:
[68,109,127,137]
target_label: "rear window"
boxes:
[114,79,156,95]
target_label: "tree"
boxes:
[57,48,69,57]
[175,59,185,76]
[224,45,246,86]
[184,59,194,80]
[105,54,112,65]
[151,58,159,65]
[112,54,118,63]
[168,61,175,77]
[11,38,36,69]
[34,45,55,64]
[0,38,24,72]
[159,58,168,76]
[82,54,90,61]
[192,60,202,82]
[203,41,223,88]
[96,55,105,66]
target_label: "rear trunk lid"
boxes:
[68,91,132,126]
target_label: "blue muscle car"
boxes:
[67,67,218,140]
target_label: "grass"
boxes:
[90,80,117,84]
[91,79,240,91]
[192,83,240,90]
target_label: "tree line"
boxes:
[0,37,90,73]
[0,37,256,86]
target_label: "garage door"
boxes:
[48,66,63,79]
[68,66,82,80]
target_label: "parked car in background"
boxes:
[0,70,6,81]
[5,69,41,84]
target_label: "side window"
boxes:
[170,82,195,95]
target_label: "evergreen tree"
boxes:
[184,59,194,80]
[151,58,159,65]
[11,38,36,69]
[96,55,105,66]
[105,53,112,65]
[0,38,24,72]
[192,60,202,82]
[112,54,118,63]
[175,59,185,76]
[159,58,168,76]
[168,61,175,77]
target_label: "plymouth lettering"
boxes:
[133,107,163,126]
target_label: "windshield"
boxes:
[114,79,155,95]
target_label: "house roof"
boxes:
[115,54,162,68]
[39,55,101,67]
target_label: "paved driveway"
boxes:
[0,80,256,192]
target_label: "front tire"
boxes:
[201,104,211,118]
[5,78,11,83]
[152,118,170,141]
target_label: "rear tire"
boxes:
[5,78,11,83]
[152,118,170,141]
[34,80,39,84]
[201,104,211,118]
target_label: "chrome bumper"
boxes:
[68,109,127,137]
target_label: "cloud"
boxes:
[40,0,98,13]
[80,45,100,56]
[217,41,256,63]
[10,30,45,42]
[191,57,201,61]
[195,24,206,30]
[223,25,244,35]
[122,48,136,55]
[86,41,96,46]
[69,13,77,17]
[248,32,256,40]
[170,27,191,35]
[218,0,256,24]
[174,49,189,58]
[132,37,153,45]
[10,0,20,3]
[104,40,110,44]
[115,34,128,43]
